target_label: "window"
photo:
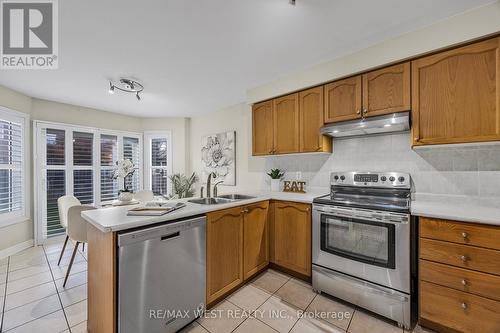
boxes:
[144,132,172,196]
[100,134,118,202]
[123,136,140,192]
[0,107,29,226]
[35,121,142,243]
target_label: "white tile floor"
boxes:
[1,238,435,333]
[0,237,87,332]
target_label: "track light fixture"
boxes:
[108,78,144,100]
[289,0,295,5]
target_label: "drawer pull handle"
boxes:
[461,302,467,310]
[462,232,468,239]
[460,255,469,262]
[461,279,468,286]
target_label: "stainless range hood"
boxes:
[320,112,410,138]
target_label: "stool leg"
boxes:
[63,241,80,288]
[57,235,69,266]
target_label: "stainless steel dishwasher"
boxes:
[118,215,206,333]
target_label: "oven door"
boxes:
[320,214,396,269]
[312,204,410,293]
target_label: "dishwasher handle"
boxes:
[118,216,206,247]
[161,231,180,241]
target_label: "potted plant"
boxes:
[267,168,285,192]
[168,172,199,199]
[112,159,135,202]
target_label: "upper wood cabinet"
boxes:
[271,201,311,278]
[324,76,362,123]
[243,201,269,280]
[324,63,410,123]
[299,87,332,153]
[206,206,244,304]
[412,37,500,146]
[273,93,300,154]
[362,62,411,118]
[252,101,274,155]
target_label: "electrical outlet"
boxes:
[296,171,302,180]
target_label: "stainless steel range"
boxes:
[312,171,416,329]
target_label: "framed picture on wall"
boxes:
[201,131,236,186]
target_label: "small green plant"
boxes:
[267,168,285,180]
[168,172,199,199]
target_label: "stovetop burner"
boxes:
[313,171,412,213]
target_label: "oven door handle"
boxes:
[313,266,409,303]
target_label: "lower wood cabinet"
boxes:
[243,201,269,279]
[419,217,500,333]
[206,202,269,305]
[206,206,244,304]
[270,201,311,278]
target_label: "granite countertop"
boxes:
[411,195,500,226]
[82,190,327,233]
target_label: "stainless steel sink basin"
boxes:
[217,194,256,200]
[188,197,233,205]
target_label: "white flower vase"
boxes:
[270,179,281,192]
[118,190,133,202]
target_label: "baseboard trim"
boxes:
[0,239,34,259]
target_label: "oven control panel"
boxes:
[331,171,410,188]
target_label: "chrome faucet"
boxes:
[213,181,224,197]
[206,172,217,198]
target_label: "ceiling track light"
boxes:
[108,78,144,100]
[289,0,296,5]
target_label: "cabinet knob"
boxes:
[356,110,361,115]
[363,108,368,115]
[461,302,467,310]
[462,232,469,240]
[460,255,469,262]
[414,137,419,142]
[461,279,468,286]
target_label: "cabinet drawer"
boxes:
[420,217,500,250]
[420,260,500,302]
[420,281,500,333]
[420,238,500,276]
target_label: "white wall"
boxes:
[247,1,500,103]
[189,103,266,193]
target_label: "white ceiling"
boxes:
[0,0,495,117]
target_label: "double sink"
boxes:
[188,194,255,205]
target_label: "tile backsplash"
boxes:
[263,133,500,204]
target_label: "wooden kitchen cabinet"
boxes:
[362,62,411,118]
[252,100,275,155]
[273,93,300,154]
[271,201,311,277]
[412,37,500,146]
[299,86,332,153]
[206,206,244,304]
[419,217,500,333]
[243,201,269,279]
[324,75,362,123]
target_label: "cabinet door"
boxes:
[272,201,311,277]
[252,101,274,155]
[243,201,269,280]
[299,87,332,153]
[206,207,244,304]
[362,62,410,117]
[273,93,300,154]
[412,37,500,146]
[324,76,362,123]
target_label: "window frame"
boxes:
[0,106,30,227]
[144,131,172,197]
